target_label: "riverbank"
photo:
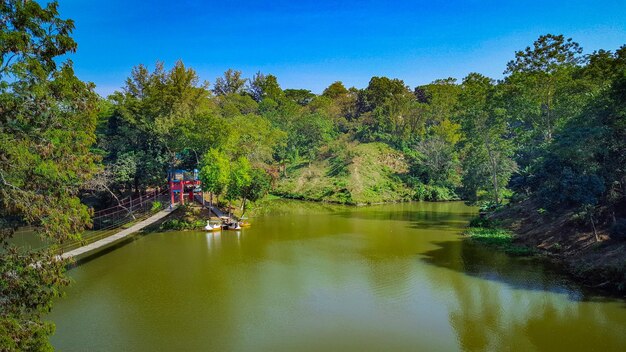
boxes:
[479,200,626,294]
[49,200,626,351]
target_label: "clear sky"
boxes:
[58,0,626,97]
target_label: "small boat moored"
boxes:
[204,220,221,231]
[222,221,241,230]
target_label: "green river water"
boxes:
[48,200,626,351]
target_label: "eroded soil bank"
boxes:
[491,200,626,294]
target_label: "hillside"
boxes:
[274,142,415,205]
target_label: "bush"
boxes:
[151,201,162,212]
[413,184,458,201]
[465,227,534,256]
[469,216,494,228]
[160,218,205,231]
[610,219,626,240]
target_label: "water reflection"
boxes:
[422,239,599,300]
[421,239,626,351]
[49,200,626,352]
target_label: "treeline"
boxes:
[95,34,625,230]
[2,0,625,346]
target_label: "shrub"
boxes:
[469,216,494,228]
[413,184,457,201]
[465,227,535,256]
[160,218,205,231]
[151,201,162,212]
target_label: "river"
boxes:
[49,200,626,351]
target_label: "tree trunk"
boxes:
[590,212,600,242]
[134,176,140,196]
[104,184,136,220]
[486,142,500,205]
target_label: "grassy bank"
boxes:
[464,226,536,256]
[157,205,210,231]
[274,141,457,205]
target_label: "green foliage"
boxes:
[226,157,252,201]
[457,73,516,205]
[284,89,315,106]
[199,148,230,197]
[242,168,272,203]
[465,228,535,256]
[226,113,286,163]
[275,142,414,204]
[248,72,282,102]
[5,23,626,348]
[413,183,457,201]
[213,69,246,96]
[288,112,335,161]
[1,1,98,349]
[151,201,162,212]
[322,81,349,98]
[468,216,495,228]
[100,60,214,193]
[160,218,205,231]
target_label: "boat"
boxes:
[204,220,221,231]
[221,220,241,230]
[239,216,251,228]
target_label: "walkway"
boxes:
[59,204,179,260]
[193,194,238,220]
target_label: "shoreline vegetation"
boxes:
[464,203,626,294]
[155,195,625,295]
[1,0,625,348]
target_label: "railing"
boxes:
[91,190,169,230]
[55,190,171,254]
[6,190,173,254]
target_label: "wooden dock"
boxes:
[193,194,238,221]
[59,204,179,261]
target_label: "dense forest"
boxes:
[94,35,625,220]
[1,0,625,350]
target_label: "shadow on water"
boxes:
[333,210,476,221]
[420,238,626,305]
[67,231,152,268]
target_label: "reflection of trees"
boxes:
[421,240,626,351]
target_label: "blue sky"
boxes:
[58,0,626,97]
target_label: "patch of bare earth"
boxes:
[492,200,626,293]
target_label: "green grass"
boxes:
[275,142,414,204]
[465,227,535,256]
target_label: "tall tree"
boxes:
[322,81,349,99]
[199,149,230,206]
[503,34,584,142]
[0,1,98,349]
[458,73,516,204]
[247,72,282,102]
[213,69,246,96]
[241,168,271,215]
[101,61,212,194]
[284,89,315,106]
